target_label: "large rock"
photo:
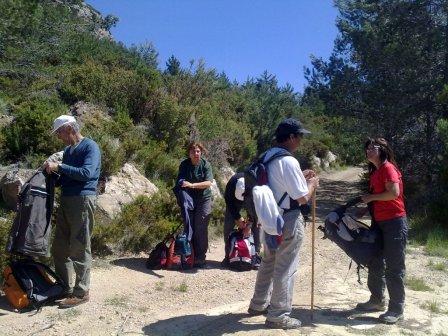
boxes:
[210,179,222,200]
[52,0,113,40]
[0,168,35,210]
[46,151,64,163]
[322,151,337,170]
[97,163,158,219]
[310,156,321,170]
[68,101,111,128]
[310,151,337,171]
[217,166,235,188]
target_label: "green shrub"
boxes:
[95,135,125,178]
[135,140,179,183]
[96,191,180,254]
[209,197,226,236]
[0,211,15,283]
[426,227,448,258]
[2,96,66,162]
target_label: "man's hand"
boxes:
[303,169,316,180]
[307,176,319,188]
[43,161,59,174]
[181,181,193,188]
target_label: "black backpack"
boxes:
[244,148,292,224]
[319,197,382,282]
[3,258,65,310]
[6,170,56,257]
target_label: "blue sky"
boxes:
[86,1,339,93]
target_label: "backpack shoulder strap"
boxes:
[262,147,292,165]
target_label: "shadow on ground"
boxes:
[0,295,14,314]
[112,258,165,278]
[112,258,225,276]
[142,306,394,336]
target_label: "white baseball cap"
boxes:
[234,177,245,201]
[52,115,76,133]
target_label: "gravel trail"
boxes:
[1,166,447,336]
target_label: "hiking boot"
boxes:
[252,254,262,269]
[265,317,302,330]
[379,311,403,324]
[247,306,269,316]
[355,299,386,312]
[58,291,89,309]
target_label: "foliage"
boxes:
[96,192,180,253]
[2,96,65,163]
[0,211,15,283]
[0,0,357,257]
[305,0,448,190]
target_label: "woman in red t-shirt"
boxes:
[355,138,408,324]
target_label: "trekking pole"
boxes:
[311,189,316,322]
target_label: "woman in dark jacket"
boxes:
[356,138,407,324]
[177,142,213,268]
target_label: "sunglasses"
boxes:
[366,145,380,151]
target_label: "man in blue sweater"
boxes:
[44,115,101,309]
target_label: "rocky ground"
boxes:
[1,167,447,335]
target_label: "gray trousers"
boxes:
[52,195,96,297]
[249,209,305,322]
[190,197,212,262]
[223,208,261,258]
[368,216,408,314]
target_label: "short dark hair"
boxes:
[275,132,302,143]
[186,141,207,156]
[274,118,310,143]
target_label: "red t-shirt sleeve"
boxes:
[382,163,400,183]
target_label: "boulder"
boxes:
[310,156,321,170]
[97,163,158,219]
[217,166,235,187]
[46,151,64,163]
[0,168,35,210]
[0,114,14,128]
[322,151,337,170]
[210,179,222,200]
[68,101,111,129]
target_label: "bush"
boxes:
[0,211,15,283]
[209,197,226,237]
[2,96,66,162]
[135,140,179,183]
[95,191,181,254]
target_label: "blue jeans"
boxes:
[367,216,408,314]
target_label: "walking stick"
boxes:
[311,189,316,322]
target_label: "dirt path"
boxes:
[1,166,447,335]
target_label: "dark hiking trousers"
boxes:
[367,216,408,314]
[190,197,212,262]
[223,208,260,259]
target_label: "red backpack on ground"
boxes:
[146,231,194,270]
[228,229,256,271]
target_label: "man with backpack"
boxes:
[221,172,261,268]
[247,118,319,330]
[44,115,101,309]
